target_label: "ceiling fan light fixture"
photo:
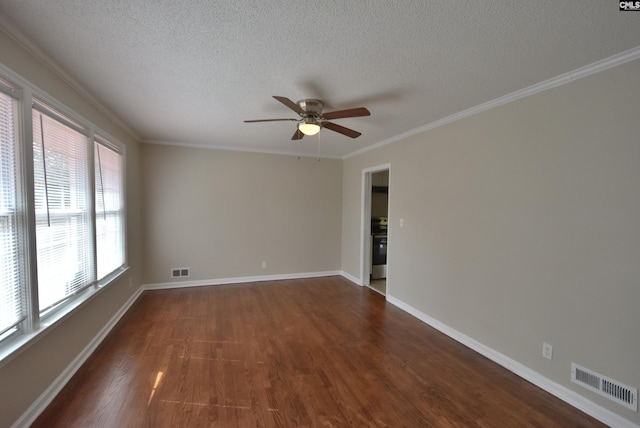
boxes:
[245,96,368,140]
[298,121,321,136]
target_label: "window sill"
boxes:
[0,266,130,369]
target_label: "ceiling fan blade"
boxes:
[273,96,305,115]
[322,107,370,120]
[244,118,297,123]
[323,122,362,138]
[291,129,304,140]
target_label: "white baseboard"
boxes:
[11,287,144,428]
[386,295,639,428]
[340,271,362,286]
[142,270,342,290]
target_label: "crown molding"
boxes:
[0,16,140,141]
[142,139,343,159]
[344,45,640,160]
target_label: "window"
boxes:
[0,81,25,341]
[0,69,126,357]
[33,105,94,313]
[94,138,124,279]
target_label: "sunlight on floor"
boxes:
[147,371,164,405]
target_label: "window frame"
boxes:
[94,137,126,280]
[32,102,96,314]
[0,63,128,367]
[0,77,27,342]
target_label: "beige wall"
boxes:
[140,144,342,284]
[0,30,143,427]
[342,59,640,424]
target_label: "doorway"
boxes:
[361,164,390,296]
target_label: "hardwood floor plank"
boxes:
[31,277,605,427]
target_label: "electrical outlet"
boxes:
[171,267,190,278]
[542,342,553,360]
[261,261,267,269]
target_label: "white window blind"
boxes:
[32,105,94,313]
[0,70,127,358]
[94,139,124,279]
[0,85,25,338]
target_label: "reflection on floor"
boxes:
[369,278,386,296]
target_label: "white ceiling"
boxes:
[1,1,639,158]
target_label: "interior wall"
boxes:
[342,58,640,424]
[140,144,342,285]
[0,29,143,427]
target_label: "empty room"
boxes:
[0,2,639,427]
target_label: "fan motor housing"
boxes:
[297,99,323,116]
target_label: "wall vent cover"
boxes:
[571,363,637,411]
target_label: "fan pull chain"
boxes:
[317,129,321,161]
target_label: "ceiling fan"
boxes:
[244,96,370,140]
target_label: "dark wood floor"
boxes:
[32,276,604,427]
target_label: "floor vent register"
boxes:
[571,363,637,411]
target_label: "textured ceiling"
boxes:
[0,1,639,158]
